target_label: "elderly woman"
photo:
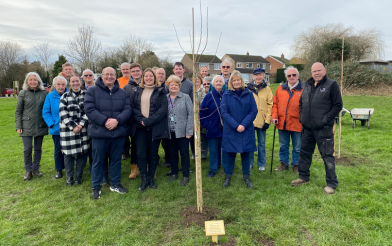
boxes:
[15,72,48,180]
[247,68,273,171]
[43,76,68,179]
[59,74,89,186]
[200,75,227,177]
[272,66,303,174]
[221,71,257,188]
[130,68,168,192]
[166,75,194,186]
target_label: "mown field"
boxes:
[0,85,391,245]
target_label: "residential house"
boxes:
[221,52,270,83]
[360,59,392,73]
[181,54,222,76]
[266,54,290,83]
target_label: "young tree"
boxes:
[32,41,53,72]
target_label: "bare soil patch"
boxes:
[180,207,222,227]
[258,237,275,246]
[344,85,392,97]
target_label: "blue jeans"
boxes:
[207,137,227,173]
[52,135,65,171]
[278,130,301,167]
[250,128,266,167]
[91,137,125,189]
[223,152,251,175]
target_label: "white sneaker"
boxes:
[258,166,265,171]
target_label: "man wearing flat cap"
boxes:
[247,68,273,171]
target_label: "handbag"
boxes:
[211,93,224,129]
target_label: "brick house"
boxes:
[181,54,222,77]
[266,54,290,83]
[221,52,270,83]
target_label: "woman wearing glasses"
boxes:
[247,68,273,172]
[271,66,304,174]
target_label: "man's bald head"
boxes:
[311,62,327,83]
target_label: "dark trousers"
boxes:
[52,135,65,171]
[22,136,43,172]
[64,153,87,179]
[123,135,138,164]
[224,151,251,176]
[207,137,227,173]
[298,126,339,189]
[200,132,209,159]
[88,138,93,165]
[189,136,195,156]
[135,127,160,178]
[160,138,170,163]
[91,137,125,189]
[167,132,190,177]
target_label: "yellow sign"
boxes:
[205,220,225,243]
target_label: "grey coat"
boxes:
[167,91,194,138]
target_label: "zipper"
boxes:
[110,91,113,137]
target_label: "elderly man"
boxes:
[209,59,232,92]
[272,66,303,174]
[50,62,74,92]
[81,69,95,90]
[84,67,132,199]
[291,62,342,195]
[118,63,131,89]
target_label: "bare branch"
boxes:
[195,0,203,59]
[197,7,209,63]
[209,32,222,64]
[173,24,187,55]
[32,41,53,71]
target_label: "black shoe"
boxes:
[181,177,189,186]
[138,175,148,192]
[168,174,178,182]
[75,177,82,185]
[243,175,254,189]
[66,178,74,187]
[206,171,215,178]
[32,169,43,177]
[102,175,109,185]
[148,177,157,189]
[92,188,101,199]
[222,174,232,188]
[164,161,171,168]
[24,171,32,181]
[110,184,128,194]
[55,170,63,179]
[166,170,173,176]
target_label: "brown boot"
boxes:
[24,172,32,181]
[291,178,309,186]
[323,186,335,194]
[128,164,139,179]
[275,163,289,171]
[32,169,43,177]
[292,164,299,174]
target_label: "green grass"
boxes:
[0,91,391,246]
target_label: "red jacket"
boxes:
[272,80,303,132]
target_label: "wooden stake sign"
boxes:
[205,220,225,243]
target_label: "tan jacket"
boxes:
[248,83,273,128]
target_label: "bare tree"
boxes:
[119,35,154,63]
[32,41,53,72]
[0,40,24,77]
[65,24,102,71]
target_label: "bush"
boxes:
[275,68,285,83]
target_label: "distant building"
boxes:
[181,54,222,77]
[266,54,290,83]
[222,52,270,83]
[360,59,392,73]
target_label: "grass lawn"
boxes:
[0,87,391,245]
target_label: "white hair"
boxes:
[53,76,68,88]
[221,58,233,67]
[82,69,93,76]
[284,66,299,76]
[211,75,223,86]
[156,68,166,74]
[22,72,45,91]
[120,62,131,69]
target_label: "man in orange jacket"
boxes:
[271,66,303,174]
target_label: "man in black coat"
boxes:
[291,62,342,195]
[84,67,132,199]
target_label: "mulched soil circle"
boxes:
[180,207,222,227]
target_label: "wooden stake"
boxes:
[192,8,203,213]
[338,34,344,159]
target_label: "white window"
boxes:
[214,64,221,70]
[283,64,286,68]
[257,63,261,68]
[262,63,266,69]
[237,63,242,68]
[246,63,252,68]
[265,75,269,82]
[199,63,208,69]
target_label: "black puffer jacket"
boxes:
[299,75,342,130]
[123,77,139,99]
[129,86,169,140]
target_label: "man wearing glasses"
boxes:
[84,67,132,199]
[209,59,232,92]
[271,67,303,174]
[81,69,95,90]
[291,62,342,195]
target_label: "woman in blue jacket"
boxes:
[220,71,258,189]
[200,75,227,177]
[43,76,68,179]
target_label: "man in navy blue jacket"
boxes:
[84,67,132,199]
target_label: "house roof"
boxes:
[268,55,290,64]
[186,54,221,63]
[225,54,269,63]
[360,59,388,64]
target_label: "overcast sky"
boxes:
[1,0,391,64]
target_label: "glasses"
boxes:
[203,83,210,86]
[221,66,230,69]
[103,73,116,77]
[84,74,93,77]
[287,74,297,78]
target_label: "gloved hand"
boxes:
[261,123,270,131]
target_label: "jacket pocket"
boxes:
[321,138,334,156]
[22,117,32,129]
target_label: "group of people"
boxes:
[15,58,342,200]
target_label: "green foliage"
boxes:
[320,38,351,64]
[138,51,160,70]
[275,68,286,83]
[287,63,305,72]
[52,55,67,80]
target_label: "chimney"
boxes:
[246,51,249,56]
[281,53,284,59]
